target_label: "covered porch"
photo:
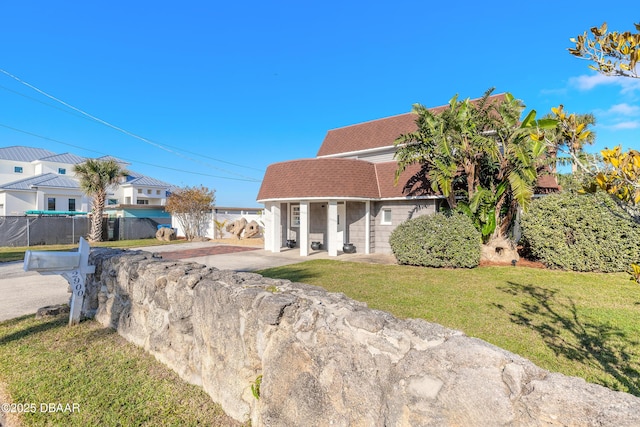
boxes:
[262,199,371,257]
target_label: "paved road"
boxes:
[0,261,69,322]
[0,242,395,323]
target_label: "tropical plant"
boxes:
[165,185,215,241]
[394,89,556,243]
[546,105,596,173]
[569,22,640,78]
[74,159,129,242]
[213,218,228,239]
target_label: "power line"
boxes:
[0,122,262,183]
[0,69,265,178]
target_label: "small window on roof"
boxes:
[14,166,23,173]
[58,168,66,175]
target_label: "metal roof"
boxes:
[39,152,87,164]
[124,170,172,187]
[0,146,56,162]
[0,173,81,190]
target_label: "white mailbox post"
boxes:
[23,237,95,326]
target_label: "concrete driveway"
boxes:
[0,242,395,323]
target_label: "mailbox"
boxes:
[24,251,81,272]
[23,237,95,326]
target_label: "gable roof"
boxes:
[316,93,507,157]
[39,152,87,164]
[0,146,56,162]
[0,173,80,190]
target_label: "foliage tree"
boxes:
[394,89,556,243]
[569,22,640,78]
[165,185,215,241]
[74,159,129,242]
[546,105,596,173]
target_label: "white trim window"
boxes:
[291,205,300,227]
[381,208,392,225]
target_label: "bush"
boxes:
[389,213,481,268]
[520,192,640,272]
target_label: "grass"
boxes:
[0,313,245,426]
[258,260,640,396]
[0,238,185,263]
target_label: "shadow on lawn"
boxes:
[258,266,320,284]
[0,315,65,345]
[494,281,640,396]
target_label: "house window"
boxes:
[156,190,161,195]
[147,189,152,194]
[14,166,23,173]
[291,205,300,227]
[137,200,149,205]
[68,199,76,211]
[58,168,66,175]
[137,189,142,194]
[381,209,392,225]
[108,199,118,205]
[47,197,56,211]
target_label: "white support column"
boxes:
[299,201,309,257]
[36,190,46,210]
[365,200,371,254]
[328,200,338,256]
[270,203,281,253]
[263,203,272,251]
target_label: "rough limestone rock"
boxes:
[155,226,176,242]
[226,217,248,239]
[84,249,640,426]
[36,304,70,319]
[244,220,261,238]
[481,236,520,263]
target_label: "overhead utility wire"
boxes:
[0,122,261,183]
[0,69,264,179]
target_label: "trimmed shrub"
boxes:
[520,192,640,272]
[389,213,481,268]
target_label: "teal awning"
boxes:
[25,210,89,216]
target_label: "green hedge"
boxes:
[389,213,481,268]
[520,192,640,272]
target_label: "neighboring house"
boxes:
[257,95,560,256]
[0,146,173,218]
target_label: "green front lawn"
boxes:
[259,260,640,396]
[0,314,244,426]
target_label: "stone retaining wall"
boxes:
[84,249,640,426]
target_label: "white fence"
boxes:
[171,208,264,240]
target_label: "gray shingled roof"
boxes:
[0,146,56,162]
[97,155,130,165]
[0,173,81,190]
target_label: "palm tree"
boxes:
[394,90,556,243]
[74,159,129,242]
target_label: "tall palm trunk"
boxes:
[89,191,106,242]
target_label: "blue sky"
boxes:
[1,1,639,207]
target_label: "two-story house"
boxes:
[0,146,172,219]
[257,94,560,257]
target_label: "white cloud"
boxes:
[605,121,640,130]
[569,74,640,94]
[607,103,640,116]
